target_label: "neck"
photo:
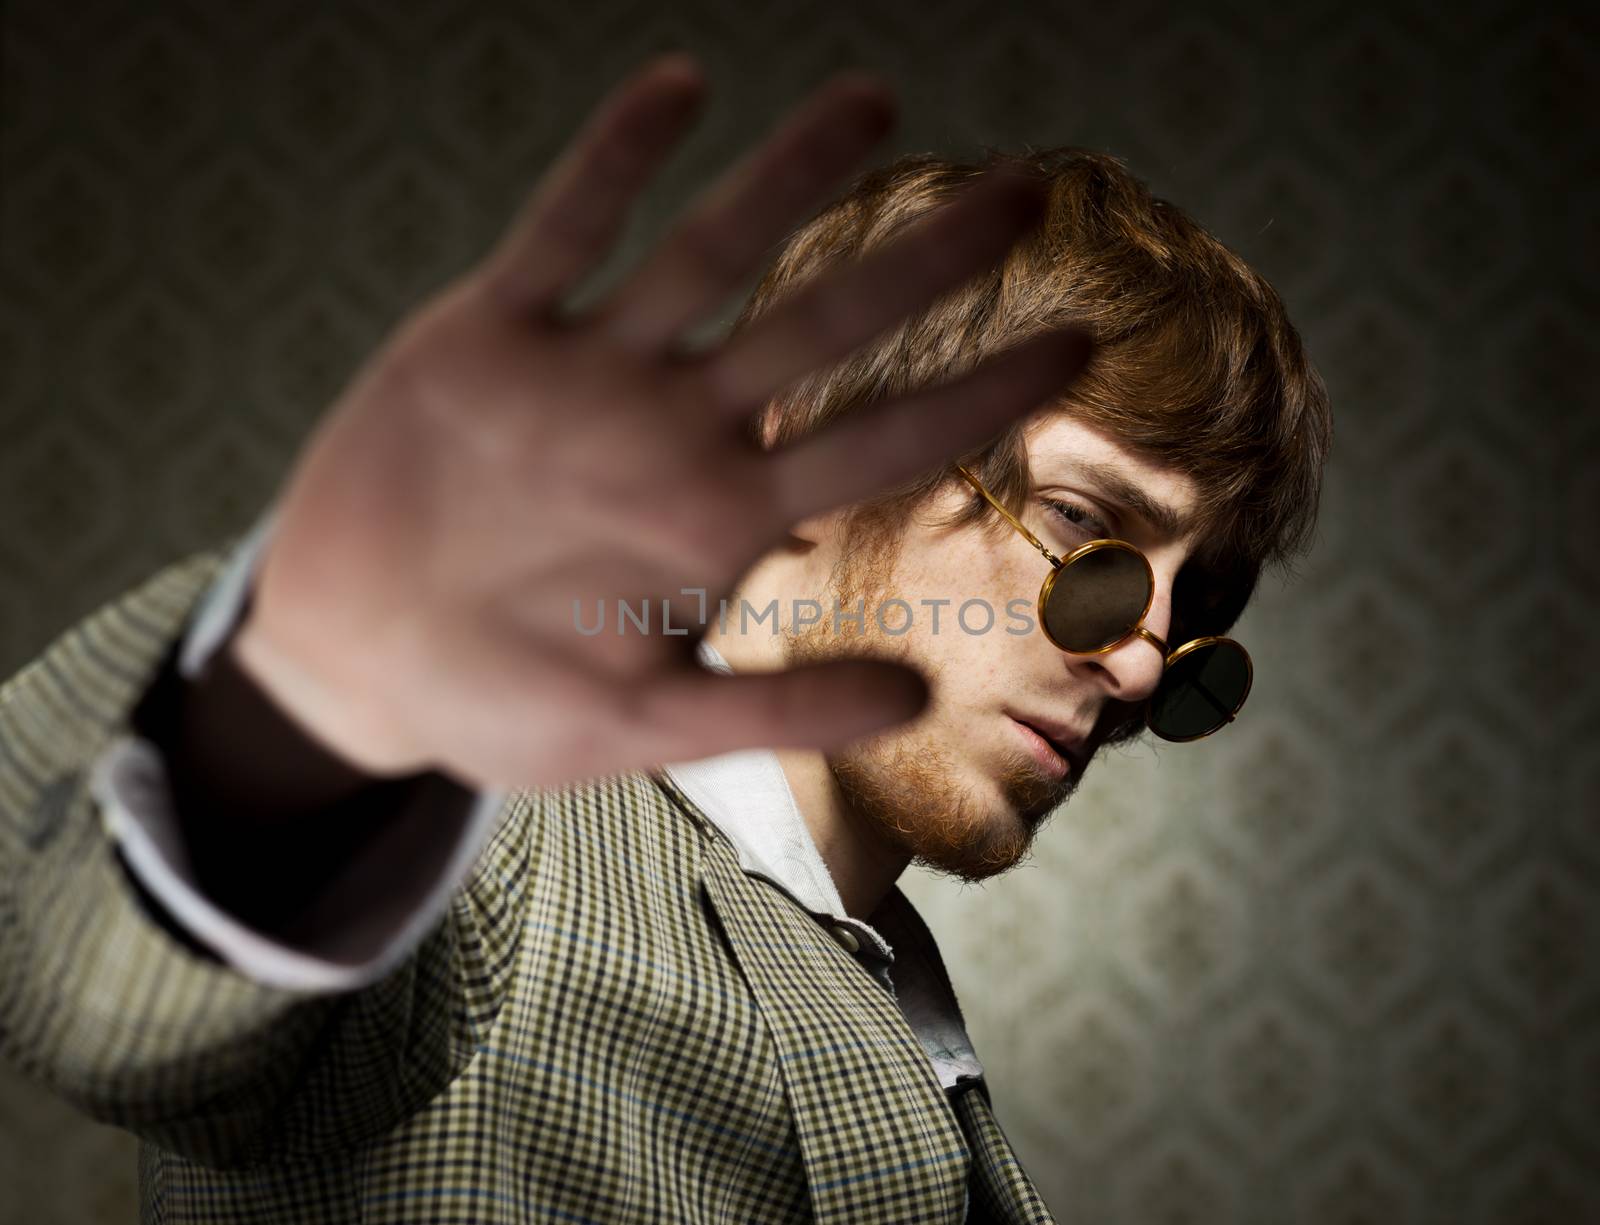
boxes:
[703,621,911,921]
[770,746,911,921]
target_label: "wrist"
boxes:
[228,619,428,780]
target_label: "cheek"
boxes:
[900,537,1033,617]
[902,611,1017,732]
[890,540,1036,680]
[857,519,1040,677]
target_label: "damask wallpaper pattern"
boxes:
[0,1,1594,1222]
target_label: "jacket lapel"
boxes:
[655,770,972,1223]
[872,890,1057,1224]
[949,1081,1057,1224]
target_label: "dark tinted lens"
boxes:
[1147,640,1252,740]
[1043,545,1151,653]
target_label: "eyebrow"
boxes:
[1049,457,1191,539]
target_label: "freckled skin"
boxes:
[707,413,1203,911]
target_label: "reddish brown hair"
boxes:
[731,147,1333,640]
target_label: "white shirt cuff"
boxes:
[92,506,508,992]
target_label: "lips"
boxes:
[1009,719,1070,779]
[1008,712,1090,773]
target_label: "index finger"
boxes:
[766,327,1093,528]
[477,54,707,319]
[704,168,1050,415]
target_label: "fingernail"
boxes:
[828,73,898,137]
[879,664,930,719]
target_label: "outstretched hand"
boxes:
[231,54,1090,789]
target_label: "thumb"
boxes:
[635,656,931,760]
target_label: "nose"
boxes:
[1073,610,1171,704]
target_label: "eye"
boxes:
[1172,561,1252,641]
[1042,496,1111,540]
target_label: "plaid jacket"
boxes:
[0,544,1056,1223]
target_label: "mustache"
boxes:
[1094,702,1146,750]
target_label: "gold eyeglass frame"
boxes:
[954,464,1253,742]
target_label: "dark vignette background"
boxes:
[1,1,1595,1222]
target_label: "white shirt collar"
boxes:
[662,639,852,919]
[658,638,987,1095]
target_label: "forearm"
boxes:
[0,539,503,1168]
[101,511,506,982]
[132,623,457,938]
[0,543,336,1160]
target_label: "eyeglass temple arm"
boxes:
[954,465,1062,568]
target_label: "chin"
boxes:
[913,805,1039,884]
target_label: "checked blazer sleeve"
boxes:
[0,540,525,1171]
[96,506,507,991]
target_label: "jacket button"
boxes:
[831,926,860,954]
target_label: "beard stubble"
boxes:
[781,523,1078,885]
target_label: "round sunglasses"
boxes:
[955,465,1252,741]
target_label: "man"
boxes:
[0,53,1329,1222]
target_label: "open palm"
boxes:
[230,54,1090,790]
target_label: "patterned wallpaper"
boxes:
[1,1,1594,1222]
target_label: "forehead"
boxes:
[1022,413,1201,546]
